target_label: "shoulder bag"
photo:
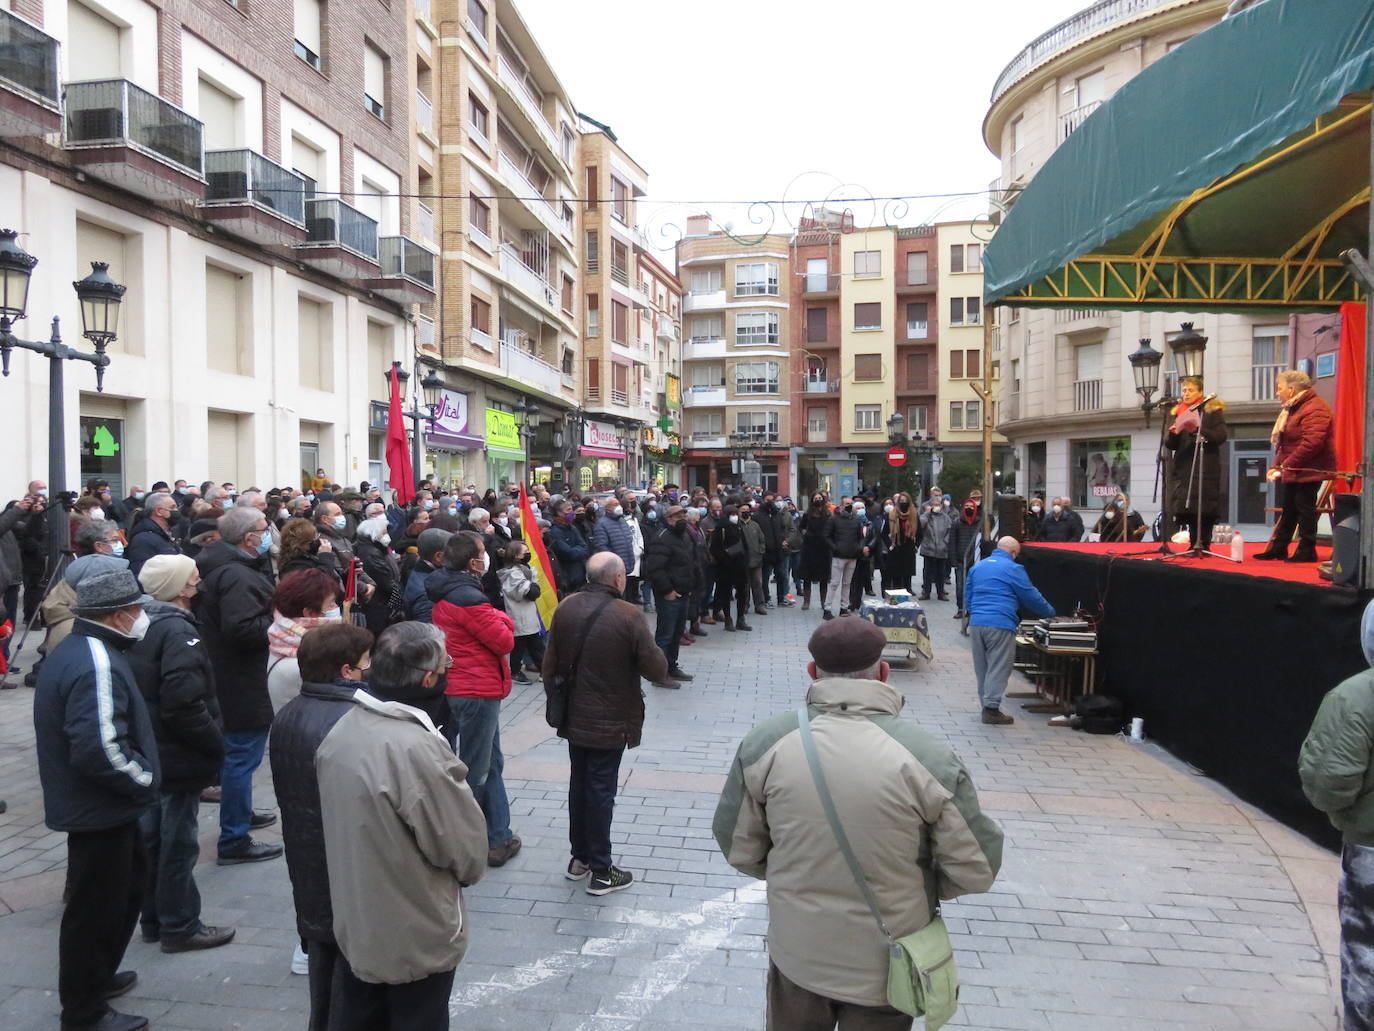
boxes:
[544,593,614,730]
[796,705,959,1028]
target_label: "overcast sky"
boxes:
[516,0,1093,248]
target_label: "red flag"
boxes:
[385,365,415,506]
[1334,302,1366,492]
[518,483,560,631]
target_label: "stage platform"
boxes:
[1029,539,1335,587]
[1020,542,1370,848]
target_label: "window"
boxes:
[586,357,600,395]
[949,297,981,325]
[690,268,721,294]
[688,315,722,341]
[561,348,574,375]
[611,300,628,344]
[198,78,241,152]
[854,353,882,381]
[294,0,322,69]
[468,93,488,141]
[854,301,881,331]
[206,264,249,376]
[585,229,598,271]
[854,250,881,278]
[854,405,882,432]
[1011,358,1021,393]
[906,301,928,338]
[690,412,724,434]
[467,0,487,36]
[1071,68,1105,109]
[291,135,322,200]
[691,363,724,388]
[950,245,964,274]
[468,194,490,238]
[470,297,490,334]
[907,405,928,435]
[949,243,981,273]
[806,307,827,343]
[906,251,928,286]
[965,349,981,376]
[734,262,779,297]
[586,293,599,337]
[807,407,828,436]
[966,399,981,427]
[611,177,629,222]
[805,257,829,292]
[735,411,780,443]
[363,44,386,119]
[1010,115,1024,155]
[585,166,598,209]
[735,311,779,346]
[561,275,573,313]
[1075,341,1103,382]
[1252,324,1289,400]
[805,357,827,387]
[735,361,780,394]
[610,240,629,284]
[949,350,964,378]
[560,123,574,165]
[949,402,963,430]
[905,352,929,390]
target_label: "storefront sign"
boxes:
[485,407,521,450]
[664,374,681,411]
[435,390,469,436]
[584,419,621,451]
[369,401,389,432]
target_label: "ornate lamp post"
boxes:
[519,398,541,486]
[1128,337,1165,424]
[0,229,125,576]
[1170,321,1208,380]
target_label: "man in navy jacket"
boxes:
[965,537,1054,726]
[35,570,160,1031]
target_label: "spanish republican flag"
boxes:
[518,483,559,631]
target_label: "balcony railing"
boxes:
[379,235,434,288]
[305,198,378,260]
[470,326,493,350]
[1,8,60,106]
[611,388,629,405]
[610,264,630,287]
[496,53,553,140]
[500,339,563,395]
[804,379,840,394]
[802,273,840,294]
[416,90,433,135]
[807,425,829,443]
[499,244,555,307]
[906,322,929,339]
[1060,100,1103,140]
[1251,363,1283,402]
[1073,378,1103,412]
[204,149,305,224]
[417,202,434,243]
[990,0,1176,104]
[65,79,204,176]
[1053,307,1107,323]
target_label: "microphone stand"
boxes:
[1125,396,1178,557]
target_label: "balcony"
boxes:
[684,337,726,361]
[496,53,557,152]
[366,235,436,303]
[1251,363,1283,402]
[806,424,830,444]
[611,263,630,287]
[990,0,1175,105]
[1060,100,1103,140]
[296,198,379,278]
[0,9,61,138]
[64,79,205,201]
[416,89,433,137]
[682,290,726,313]
[684,385,726,407]
[495,150,566,242]
[470,326,493,351]
[896,273,937,296]
[801,273,840,297]
[1003,391,1021,423]
[500,339,563,397]
[689,432,727,449]
[803,379,841,395]
[1073,378,1103,412]
[202,149,306,245]
[416,314,436,354]
[657,318,679,343]
[499,244,556,311]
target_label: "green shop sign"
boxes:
[484,408,521,451]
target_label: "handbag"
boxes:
[544,593,614,729]
[796,705,959,1028]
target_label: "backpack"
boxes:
[1074,694,1124,735]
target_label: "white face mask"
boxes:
[480,552,491,573]
[380,534,391,546]
[323,606,342,620]
[496,516,509,527]
[1052,504,1063,515]
[90,508,105,521]
[728,514,739,524]
[885,504,895,513]
[1031,505,1042,514]
[1104,510,1116,520]
[122,610,150,641]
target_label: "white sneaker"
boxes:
[291,943,309,975]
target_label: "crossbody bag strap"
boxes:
[563,594,615,677]
[796,705,897,946]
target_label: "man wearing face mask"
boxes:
[195,508,283,866]
[642,507,700,686]
[314,502,375,604]
[126,493,181,576]
[127,555,235,956]
[591,499,636,598]
[1038,497,1085,543]
[35,569,161,1031]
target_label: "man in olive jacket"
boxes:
[1299,598,1374,1030]
[543,553,668,896]
[714,619,1003,1029]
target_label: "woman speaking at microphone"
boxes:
[1165,376,1228,552]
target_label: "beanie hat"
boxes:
[807,618,888,675]
[138,554,197,602]
[73,570,152,616]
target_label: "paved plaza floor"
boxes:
[0,592,1345,1030]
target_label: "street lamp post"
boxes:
[0,229,125,577]
[519,398,541,486]
[387,359,442,493]
[1128,337,1166,424]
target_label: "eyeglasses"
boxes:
[349,662,371,673]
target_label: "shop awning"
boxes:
[580,446,624,460]
[983,0,1374,313]
[485,446,526,462]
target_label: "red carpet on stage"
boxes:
[1025,540,1334,586]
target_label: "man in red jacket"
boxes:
[1257,369,1337,563]
[426,531,520,866]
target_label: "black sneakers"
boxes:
[565,858,591,880]
[216,839,283,865]
[586,866,634,896]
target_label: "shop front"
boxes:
[484,407,526,491]
[576,418,625,492]
[424,390,485,492]
[642,425,682,489]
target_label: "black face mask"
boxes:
[164,510,181,527]
[899,501,910,511]
[844,504,853,513]
[669,521,686,534]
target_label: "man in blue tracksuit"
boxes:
[965,536,1054,726]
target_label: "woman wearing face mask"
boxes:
[917,488,952,601]
[1093,497,1146,543]
[881,492,921,594]
[497,540,545,685]
[266,569,345,713]
[708,504,752,631]
[353,515,402,633]
[1025,496,1047,541]
[797,493,833,613]
[1165,376,1229,552]
[277,518,341,589]
[126,555,236,955]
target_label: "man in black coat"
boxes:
[34,570,160,1031]
[125,493,181,576]
[127,554,234,954]
[268,622,374,1029]
[194,508,281,866]
[757,496,795,608]
[1038,498,1085,543]
[641,506,699,686]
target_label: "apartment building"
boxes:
[677,217,792,494]
[428,0,583,491]
[0,0,431,497]
[985,0,1284,525]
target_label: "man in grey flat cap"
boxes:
[35,570,161,1031]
